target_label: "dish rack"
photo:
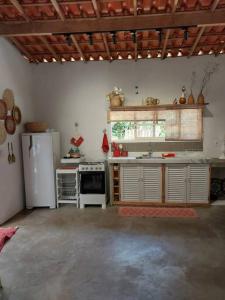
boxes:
[56,168,79,207]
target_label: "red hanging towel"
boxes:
[102,132,109,153]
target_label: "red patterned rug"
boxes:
[118,207,198,218]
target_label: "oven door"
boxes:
[80,171,105,194]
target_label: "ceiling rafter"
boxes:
[162,29,171,59]
[39,36,61,62]
[9,0,30,22]
[102,33,111,59]
[133,0,137,16]
[188,0,220,57]
[91,0,101,18]
[188,27,205,56]
[71,35,86,61]
[1,9,225,36]
[50,0,65,21]
[9,37,36,62]
[162,0,179,59]
[211,0,220,12]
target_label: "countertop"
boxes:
[108,157,225,166]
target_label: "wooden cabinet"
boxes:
[120,164,162,202]
[187,164,209,203]
[165,164,210,204]
[165,164,187,203]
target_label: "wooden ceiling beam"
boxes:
[91,0,101,18]
[133,0,137,16]
[162,0,178,59]
[171,0,179,13]
[188,27,205,57]
[1,9,225,36]
[161,29,171,59]
[50,0,65,21]
[102,33,111,59]
[9,37,36,62]
[9,0,30,22]
[187,0,219,57]
[39,36,61,62]
[211,0,220,12]
[71,35,86,61]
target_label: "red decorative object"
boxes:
[5,116,16,135]
[102,132,109,153]
[120,150,128,157]
[70,136,84,147]
[113,149,120,157]
[162,153,176,158]
[118,207,198,218]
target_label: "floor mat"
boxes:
[118,207,198,218]
[0,227,18,252]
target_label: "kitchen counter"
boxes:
[108,157,225,165]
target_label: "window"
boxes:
[111,120,165,142]
[108,109,202,143]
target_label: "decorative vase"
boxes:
[197,91,205,105]
[179,86,186,104]
[110,95,124,107]
[187,91,195,105]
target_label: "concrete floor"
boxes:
[0,206,225,300]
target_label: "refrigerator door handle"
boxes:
[29,135,33,158]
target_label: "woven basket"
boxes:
[25,122,48,133]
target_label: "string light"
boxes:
[70,57,75,61]
[138,53,142,59]
[177,50,183,56]
[99,55,104,61]
[89,55,94,61]
[198,50,203,55]
[52,58,57,62]
[147,52,152,58]
[61,58,66,62]
[43,58,48,63]
[128,54,132,59]
[167,51,172,57]
[157,52,162,58]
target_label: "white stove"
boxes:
[79,162,105,172]
[79,162,106,209]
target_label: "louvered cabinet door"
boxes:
[120,164,141,201]
[187,164,210,203]
[142,164,162,202]
[165,164,187,203]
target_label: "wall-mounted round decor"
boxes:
[0,100,7,120]
[12,106,22,124]
[5,116,16,135]
[0,122,7,145]
[2,89,15,111]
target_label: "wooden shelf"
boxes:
[110,103,208,111]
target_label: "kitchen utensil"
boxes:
[25,122,48,133]
[12,106,22,124]
[0,100,7,120]
[11,142,15,163]
[0,122,7,145]
[5,116,16,135]
[8,142,12,164]
[2,89,15,111]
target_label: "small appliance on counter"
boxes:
[79,162,106,209]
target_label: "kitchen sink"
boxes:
[136,156,164,159]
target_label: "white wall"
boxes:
[32,55,225,160]
[0,38,34,224]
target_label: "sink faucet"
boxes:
[148,142,153,157]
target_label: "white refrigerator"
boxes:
[22,132,60,209]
